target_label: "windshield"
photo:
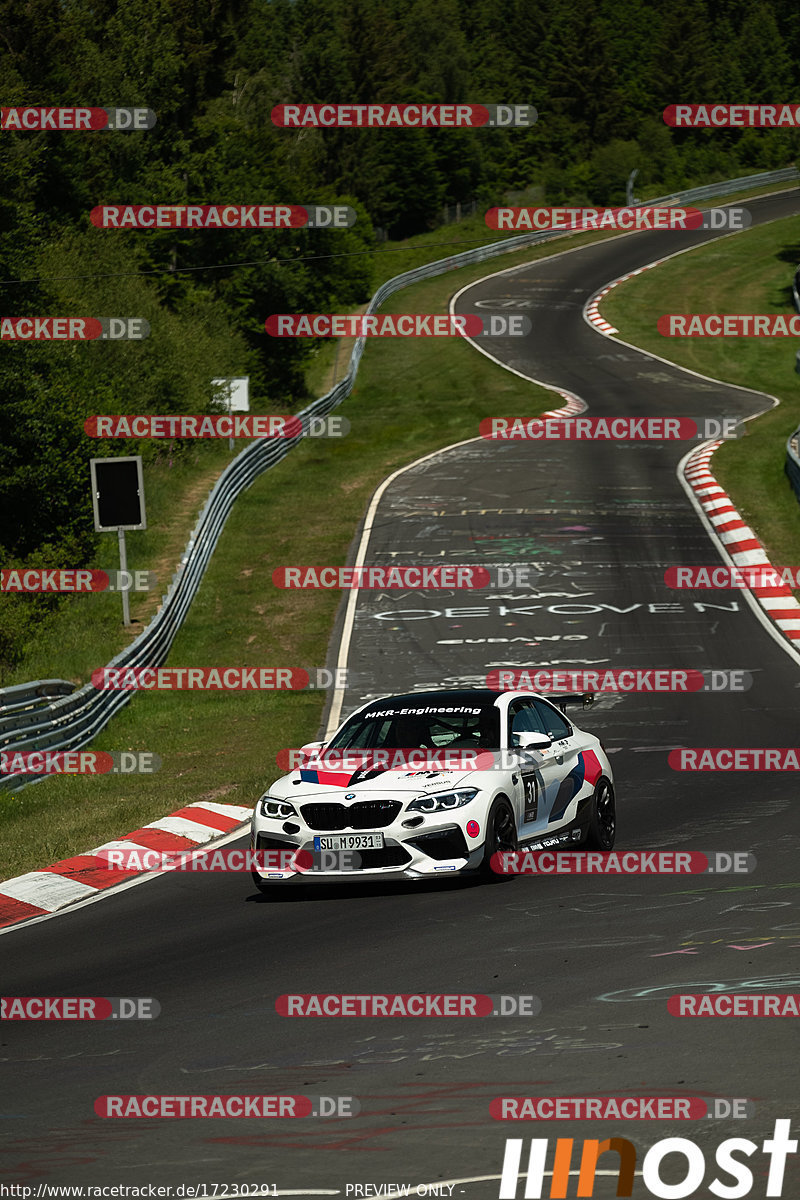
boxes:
[328,702,500,751]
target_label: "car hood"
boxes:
[274,766,474,799]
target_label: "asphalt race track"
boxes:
[3,189,800,1198]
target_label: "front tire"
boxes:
[480,796,519,882]
[585,778,616,850]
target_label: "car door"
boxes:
[530,698,585,829]
[506,699,565,836]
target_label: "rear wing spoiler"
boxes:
[554,692,595,713]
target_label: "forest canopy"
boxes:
[1,0,798,669]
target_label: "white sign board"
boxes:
[211,377,250,413]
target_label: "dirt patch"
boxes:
[124,465,224,643]
[196,784,239,804]
[316,304,368,395]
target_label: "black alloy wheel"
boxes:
[585,779,616,850]
[481,796,519,882]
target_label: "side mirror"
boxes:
[516,731,553,751]
[300,741,325,754]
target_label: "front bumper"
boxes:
[249,820,485,881]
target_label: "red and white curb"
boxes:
[540,390,586,419]
[683,444,800,642]
[0,800,251,930]
[585,261,665,335]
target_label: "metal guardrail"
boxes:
[2,164,799,792]
[786,427,800,505]
[0,680,75,715]
[645,165,799,206]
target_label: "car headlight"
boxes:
[259,796,297,819]
[406,788,479,813]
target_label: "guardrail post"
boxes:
[626,168,640,206]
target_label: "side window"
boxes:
[532,699,572,740]
[508,700,545,746]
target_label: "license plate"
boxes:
[313,833,385,851]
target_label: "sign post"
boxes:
[89,456,147,626]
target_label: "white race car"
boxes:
[250,687,615,889]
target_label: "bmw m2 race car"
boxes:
[250,687,615,889]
